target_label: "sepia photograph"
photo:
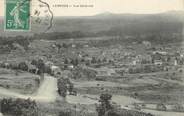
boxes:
[0,0,184,116]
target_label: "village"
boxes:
[0,32,184,116]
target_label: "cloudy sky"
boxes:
[0,0,183,16]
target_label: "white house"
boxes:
[154,60,163,65]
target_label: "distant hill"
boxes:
[52,11,184,35]
[0,11,183,37]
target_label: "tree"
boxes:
[91,57,97,64]
[71,59,79,66]
[74,58,79,66]
[18,62,28,71]
[85,60,90,66]
[62,43,68,48]
[68,83,74,94]
[103,58,107,62]
[37,59,45,74]
[31,59,38,66]
[44,65,52,74]
[156,103,167,111]
[57,78,68,97]
[96,93,113,116]
[64,58,69,64]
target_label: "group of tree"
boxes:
[64,58,81,67]
[64,56,109,68]
[96,93,113,116]
[91,57,108,64]
[0,62,29,72]
[0,98,38,116]
[128,65,164,74]
[0,58,53,77]
[58,110,71,116]
[57,78,75,97]
[96,93,154,116]
[71,67,97,80]
[34,31,96,40]
[31,59,45,74]
[0,36,32,52]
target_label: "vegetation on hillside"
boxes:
[1,98,38,116]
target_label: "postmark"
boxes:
[5,0,31,31]
[31,0,53,32]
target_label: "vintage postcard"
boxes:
[0,0,184,116]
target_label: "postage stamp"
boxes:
[5,0,31,31]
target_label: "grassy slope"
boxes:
[0,68,40,95]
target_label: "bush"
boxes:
[156,103,167,111]
[1,98,38,116]
[18,62,28,71]
[72,67,97,80]
[59,110,71,116]
[106,109,154,116]
[57,78,68,97]
[172,104,184,112]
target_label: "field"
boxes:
[0,68,40,95]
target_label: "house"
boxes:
[83,44,89,48]
[154,60,163,65]
[72,44,76,48]
[51,65,61,76]
[68,65,74,69]
[132,60,137,65]
[153,51,167,55]
[174,59,178,66]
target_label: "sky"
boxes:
[0,0,184,16]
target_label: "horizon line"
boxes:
[0,10,183,17]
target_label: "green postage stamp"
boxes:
[5,0,30,31]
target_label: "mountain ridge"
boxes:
[0,11,183,37]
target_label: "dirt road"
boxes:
[32,75,58,102]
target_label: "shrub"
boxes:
[156,103,167,111]
[172,104,184,112]
[72,67,97,80]
[57,78,68,97]
[59,110,71,116]
[18,62,28,71]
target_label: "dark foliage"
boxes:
[59,110,71,116]
[57,78,69,97]
[96,93,113,116]
[18,62,28,71]
[1,98,38,116]
[72,67,97,80]
[57,78,75,97]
